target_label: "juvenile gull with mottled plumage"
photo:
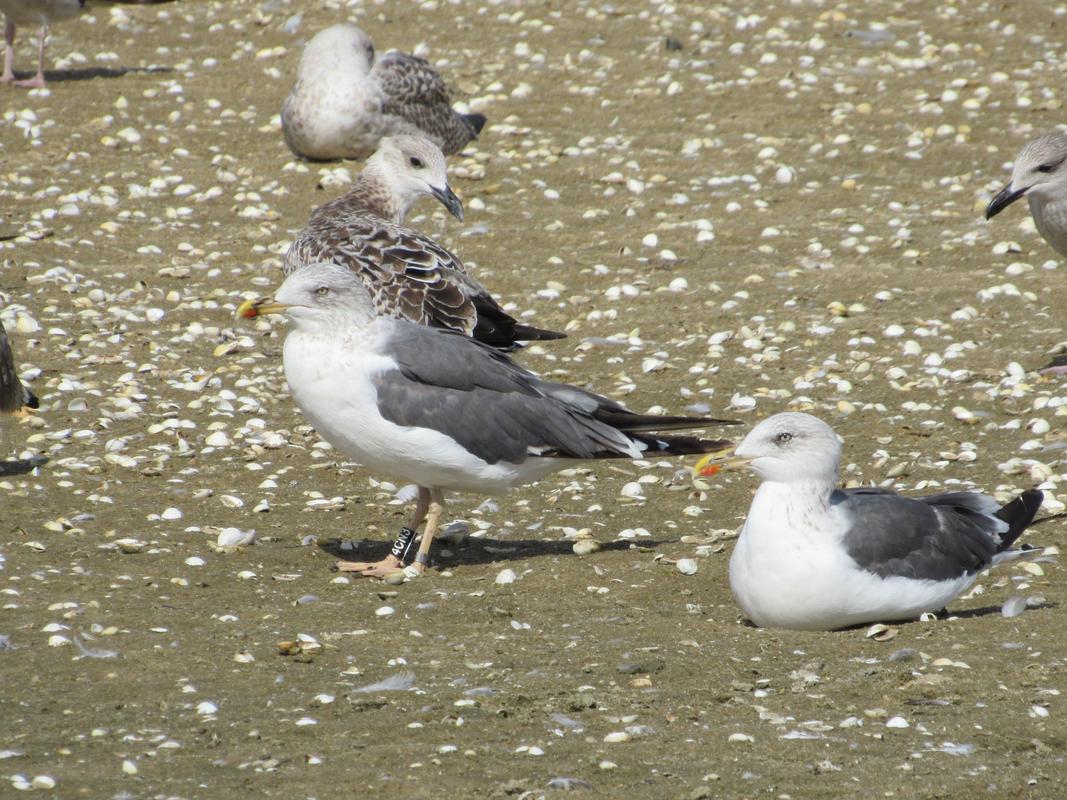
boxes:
[281,23,485,161]
[238,263,737,581]
[985,132,1067,376]
[694,413,1045,631]
[986,131,1067,258]
[285,135,562,350]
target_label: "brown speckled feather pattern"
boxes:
[371,52,480,155]
[284,200,483,337]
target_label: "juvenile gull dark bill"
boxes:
[281,23,485,161]
[0,318,45,475]
[0,0,84,88]
[986,131,1067,257]
[285,135,563,350]
[694,412,1045,631]
[238,263,737,581]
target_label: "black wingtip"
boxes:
[465,113,487,136]
[636,435,734,457]
[24,386,39,410]
[511,324,566,342]
[995,489,1044,549]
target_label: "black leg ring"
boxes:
[390,527,417,562]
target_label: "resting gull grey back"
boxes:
[837,487,1043,582]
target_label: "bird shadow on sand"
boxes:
[316,534,662,569]
[13,65,175,83]
[945,601,1057,621]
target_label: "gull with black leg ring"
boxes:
[694,413,1046,631]
[238,263,738,582]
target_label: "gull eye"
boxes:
[409,156,424,168]
[1037,163,1056,173]
[315,286,330,297]
[774,432,793,445]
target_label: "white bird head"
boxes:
[236,263,376,332]
[694,412,842,484]
[298,24,376,78]
[365,135,464,222]
[986,131,1067,220]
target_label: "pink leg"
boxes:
[12,25,46,88]
[1,18,15,83]
[335,487,431,577]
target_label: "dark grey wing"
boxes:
[0,319,36,414]
[835,488,1007,581]
[376,322,733,464]
[285,211,562,348]
[371,52,480,154]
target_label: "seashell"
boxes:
[603,731,631,743]
[495,568,517,585]
[675,558,699,576]
[1001,595,1027,618]
[865,623,898,641]
[217,527,255,548]
[381,571,407,586]
[220,495,244,509]
[115,538,145,554]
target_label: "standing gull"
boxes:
[0,0,84,88]
[286,135,563,349]
[694,413,1044,631]
[237,263,736,581]
[0,318,45,475]
[281,23,486,161]
[986,131,1067,257]
[985,132,1067,377]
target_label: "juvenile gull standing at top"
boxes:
[285,135,563,349]
[984,131,1067,374]
[238,263,737,581]
[0,0,84,88]
[0,318,45,475]
[281,23,486,161]
[694,413,1044,631]
[986,131,1067,257]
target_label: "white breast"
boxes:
[728,482,977,630]
[282,323,560,493]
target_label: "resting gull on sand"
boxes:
[694,413,1044,631]
[285,135,563,350]
[238,263,737,581]
[0,0,83,88]
[0,318,45,475]
[281,23,485,161]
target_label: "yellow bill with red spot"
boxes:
[692,445,753,480]
[235,297,291,319]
